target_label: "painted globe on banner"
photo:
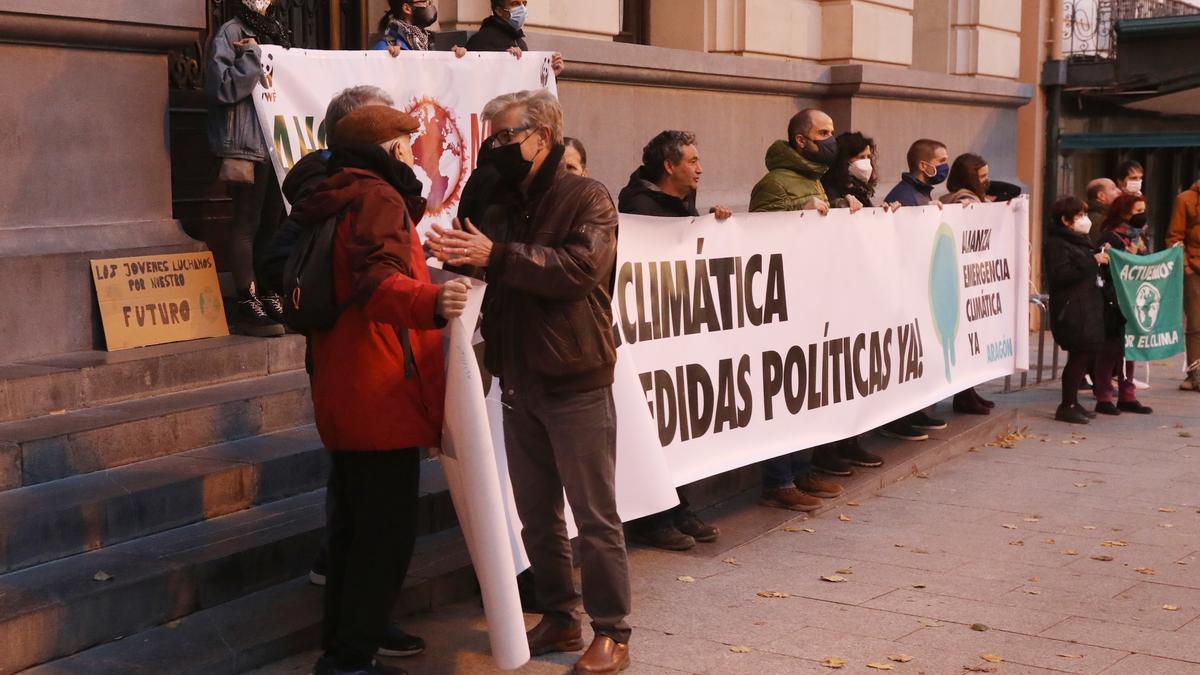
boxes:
[405,97,468,216]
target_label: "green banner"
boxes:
[1109,246,1186,361]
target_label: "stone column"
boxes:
[820,0,914,65]
[950,0,1023,78]
[439,0,621,40]
[0,1,203,360]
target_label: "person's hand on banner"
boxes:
[436,277,472,320]
[887,201,902,212]
[453,46,468,58]
[847,195,864,214]
[804,197,829,215]
[388,44,403,57]
[508,46,523,59]
[429,218,494,268]
[710,205,734,220]
[551,52,565,75]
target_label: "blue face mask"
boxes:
[506,4,527,30]
[928,162,949,186]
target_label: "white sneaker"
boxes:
[1133,378,1150,390]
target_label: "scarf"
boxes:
[330,144,426,200]
[383,12,432,51]
[237,0,294,49]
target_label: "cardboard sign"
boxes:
[91,252,228,351]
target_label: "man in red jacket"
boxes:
[294,104,470,675]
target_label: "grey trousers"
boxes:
[501,384,632,644]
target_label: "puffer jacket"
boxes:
[477,145,619,394]
[1046,226,1106,353]
[749,141,830,213]
[206,18,268,161]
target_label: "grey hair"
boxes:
[641,130,697,182]
[481,89,564,145]
[324,85,396,147]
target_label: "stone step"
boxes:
[0,491,327,674]
[18,529,478,675]
[0,370,314,490]
[0,335,306,424]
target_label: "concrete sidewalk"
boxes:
[255,359,1200,674]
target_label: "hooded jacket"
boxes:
[939,188,984,206]
[749,140,830,213]
[465,15,528,52]
[293,147,445,451]
[617,168,699,218]
[883,173,935,207]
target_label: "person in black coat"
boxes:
[1046,195,1109,424]
[465,0,564,75]
[821,131,878,209]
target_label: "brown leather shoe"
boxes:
[573,636,630,674]
[795,473,843,499]
[527,617,583,656]
[759,486,821,511]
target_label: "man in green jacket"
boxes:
[750,109,878,514]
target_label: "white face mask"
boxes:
[848,158,873,183]
[1072,215,1092,234]
[243,0,272,13]
[1125,179,1143,194]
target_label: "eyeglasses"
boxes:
[487,125,532,149]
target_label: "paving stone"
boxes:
[899,624,1129,673]
[862,588,1070,634]
[1040,616,1200,662]
[1102,653,1200,675]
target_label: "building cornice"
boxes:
[0,11,199,52]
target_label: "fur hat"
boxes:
[331,105,419,148]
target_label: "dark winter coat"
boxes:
[617,168,699,218]
[822,175,874,209]
[1045,226,1106,353]
[883,172,934,207]
[465,15,528,52]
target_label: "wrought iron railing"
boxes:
[1063,0,1200,60]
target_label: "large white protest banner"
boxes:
[252,47,557,230]
[612,201,1029,485]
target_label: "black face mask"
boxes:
[1129,213,1148,230]
[801,136,838,167]
[411,5,437,28]
[491,138,534,185]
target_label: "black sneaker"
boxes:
[261,291,287,325]
[839,437,883,467]
[631,526,695,551]
[1077,404,1097,419]
[313,654,387,675]
[1095,401,1121,416]
[377,625,425,658]
[879,421,929,442]
[812,445,854,476]
[1055,403,1090,425]
[1117,400,1153,414]
[232,289,285,338]
[907,411,947,430]
[675,510,719,543]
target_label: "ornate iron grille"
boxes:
[1063,0,1200,61]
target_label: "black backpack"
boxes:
[281,215,343,333]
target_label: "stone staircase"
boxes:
[0,336,471,675]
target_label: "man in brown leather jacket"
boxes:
[1168,180,1200,391]
[428,89,630,674]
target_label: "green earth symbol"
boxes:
[928,223,960,383]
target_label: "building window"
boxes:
[615,0,649,45]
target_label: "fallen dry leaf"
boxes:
[676,576,695,583]
[1063,439,1080,445]
[1063,549,1079,556]
[847,501,861,506]
[1091,555,1114,562]
[93,571,113,582]
[1057,653,1083,659]
[963,667,997,673]
[1074,482,1089,487]
[911,548,930,554]
[981,654,1004,663]
[1023,517,1040,522]
[912,583,928,589]
[783,526,815,533]
[838,514,853,522]
[756,591,790,598]
[1158,507,1178,513]
[1024,588,1042,595]
[803,527,816,533]
[1009,540,1025,546]
[1160,523,1175,528]
[1101,540,1128,548]
[1179,431,1193,438]
[970,623,990,632]
[916,472,930,479]
[1044,538,1057,545]
[821,656,848,669]
[729,645,752,653]
[888,654,914,663]
[1028,576,1040,582]
[1136,567,1156,576]
[1163,604,1181,611]
[820,575,848,583]
[866,663,894,671]
[835,568,854,575]
[894,543,906,548]
[722,558,740,566]
[1001,524,1018,530]
[1083,525,1098,530]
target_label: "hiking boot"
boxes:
[232,288,285,338]
[907,411,947,430]
[795,473,843,499]
[953,391,990,415]
[1181,368,1200,392]
[1055,403,1090,425]
[377,626,425,657]
[527,618,584,656]
[261,291,287,325]
[839,437,883,467]
[674,511,719,543]
[1095,401,1121,416]
[631,525,695,551]
[879,421,929,442]
[1117,400,1153,414]
[812,445,853,477]
[759,486,822,512]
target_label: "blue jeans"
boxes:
[761,449,813,490]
